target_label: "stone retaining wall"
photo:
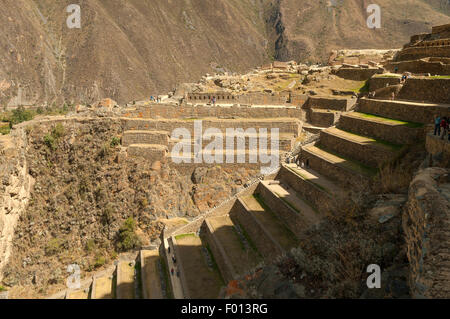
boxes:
[319,130,395,168]
[254,182,308,239]
[309,110,337,127]
[403,167,450,298]
[123,118,302,135]
[228,198,283,258]
[335,68,382,81]
[127,145,168,161]
[386,60,450,76]
[122,131,169,146]
[305,96,354,111]
[201,219,236,282]
[338,114,425,145]
[276,166,332,213]
[395,46,450,61]
[358,98,450,124]
[369,77,401,91]
[301,146,368,189]
[124,104,302,119]
[426,134,450,167]
[397,78,450,104]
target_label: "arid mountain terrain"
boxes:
[0,1,449,105]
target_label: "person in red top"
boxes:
[441,117,448,140]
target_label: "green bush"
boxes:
[94,255,106,268]
[52,123,65,139]
[85,239,96,253]
[45,238,65,256]
[0,123,10,135]
[0,285,6,292]
[117,217,142,251]
[110,137,121,148]
[43,134,56,150]
[10,106,34,125]
[43,123,65,150]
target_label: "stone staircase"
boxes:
[161,92,450,298]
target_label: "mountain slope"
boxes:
[0,0,448,106]
[273,0,450,62]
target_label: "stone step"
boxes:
[301,144,375,188]
[319,127,402,168]
[306,96,355,111]
[122,130,169,147]
[302,124,326,134]
[127,144,168,161]
[116,260,136,299]
[358,98,450,124]
[140,250,164,299]
[171,233,224,299]
[278,164,343,213]
[338,112,425,145]
[254,180,321,239]
[91,274,114,299]
[309,109,339,127]
[230,196,297,258]
[65,288,90,299]
[202,215,262,283]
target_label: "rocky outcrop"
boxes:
[0,128,34,281]
[403,167,450,298]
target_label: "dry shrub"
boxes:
[276,192,385,298]
[375,162,413,193]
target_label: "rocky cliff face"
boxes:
[1,0,448,106]
[0,128,34,282]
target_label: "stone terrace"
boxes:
[120,104,304,175]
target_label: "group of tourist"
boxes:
[434,115,450,141]
[167,246,180,278]
[401,72,411,83]
[150,96,162,103]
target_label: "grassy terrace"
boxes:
[372,74,402,78]
[284,165,330,194]
[354,112,424,128]
[315,144,378,177]
[174,233,197,241]
[335,127,404,152]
